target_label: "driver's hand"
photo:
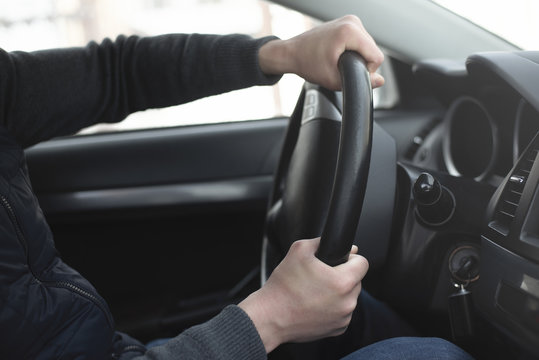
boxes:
[238,237,369,353]
[258,15,384,90]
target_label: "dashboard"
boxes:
[408,51,539,357]
[412,53,539,184]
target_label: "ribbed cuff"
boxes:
[185,304,267,360]
[213,34,282,89]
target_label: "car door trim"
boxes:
[37,176,273,216]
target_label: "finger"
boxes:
[349,24,384,71]
[370,73,385,88]
[359,36,384,73]
[347,246,359,261]
[339,254,369,278]
[333,16,384,73]
[345,39,382,68]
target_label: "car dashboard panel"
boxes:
[412,52,539,357]
[468,52,539,356]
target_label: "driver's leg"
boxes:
[347,289,418,348]
[340,337,474,360]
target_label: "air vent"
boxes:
[489,138,539,236]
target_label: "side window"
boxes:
[0,0,395,134]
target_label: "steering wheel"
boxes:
[262,51,373,279]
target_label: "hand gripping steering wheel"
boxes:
[262,51,373,279]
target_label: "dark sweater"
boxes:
[0,33,279,148]
[128,305,267,360]
[0,33,278,359]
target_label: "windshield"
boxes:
[433,0,539,50]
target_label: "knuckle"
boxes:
[289,238,317,259]
[363,256,370,271]
[344,297,358,314]
[354,255,370,272]
[290,239,307,251]
[290,239,301,249]
[337,22,356,37]
[373,51,385,66]
[343,276,356,291]
[334,314,352,335]
[342,14,361,25]
[287,240,302,257]
[334,275,356,295]
[334,326,348,336]
[332,277,347,292]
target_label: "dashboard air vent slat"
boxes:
[489,136,539,236]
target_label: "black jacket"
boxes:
[0,33,277,359]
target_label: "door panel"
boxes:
[24,109,437,341]
[25,118,288,341]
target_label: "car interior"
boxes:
[17,0,539,359]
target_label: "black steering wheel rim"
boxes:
[262,51,373,280]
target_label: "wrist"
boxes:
[238,288,285,353]
[258,38,295,76]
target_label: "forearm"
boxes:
[0,34,279,147]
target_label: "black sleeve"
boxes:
[0,34,280,148]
